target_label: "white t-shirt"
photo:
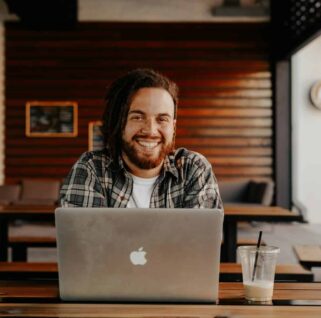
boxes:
[127,174,158,208]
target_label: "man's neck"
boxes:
[121,154,162,178]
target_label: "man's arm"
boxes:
[60,159,107,207]
[183,155,223,209]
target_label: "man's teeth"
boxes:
[137,141,158,148]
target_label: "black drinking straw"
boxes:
[251,230,263,282]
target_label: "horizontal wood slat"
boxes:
[178,109,272,117]
[6,90,272,99]
[7,128,273,138]
[6,51,269,61]
[7,71,272,80]
[7,79,272,88]
[5,165,273,178]
[7,60,270,68]
[5,22,273,181]
[176,128,272,137]
[6,98,272,110]
[6,147,272,157]
[176,138,272,146]
[6,118,273,128]
[6,157,272,167]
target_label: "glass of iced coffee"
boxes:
[238,245,280,303]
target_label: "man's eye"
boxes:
[158,117,169,122]
[131,116,143,120]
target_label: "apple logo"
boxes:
[130,247,147,265]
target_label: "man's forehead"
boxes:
[128,87,175,116]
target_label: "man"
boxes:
[60,68,222,209]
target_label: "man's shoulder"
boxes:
[78,149,110,162]
[172,148,211,170]
[75,149,112,171]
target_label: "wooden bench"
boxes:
[0,262,313,282]
[0,262,58,280]
[9,236,56,261]
[294,245,321,269]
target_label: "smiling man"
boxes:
[60,69,222,209]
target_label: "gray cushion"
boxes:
[219,179,274,206]
[14,198,58,205]
[219,180,249,203]
[0,200,11,205]
[246,180,274,206]
[20,179,60,202]
[0,184,21,204]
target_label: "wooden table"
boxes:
[222,205,302,262]
[0,281,321,317]
[0,204,302,262]
[0,304,321,318]
[1,281,321,302]
[294,245,321,269]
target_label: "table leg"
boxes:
[0,218,9,261]
[222,220,237,262]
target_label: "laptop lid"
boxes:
[55,207,223,303]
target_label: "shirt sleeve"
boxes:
[59,156,107,207]
[182,155,223,210]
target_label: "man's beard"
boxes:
[122,135,174,170]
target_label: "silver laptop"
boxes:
[55,207,223,303]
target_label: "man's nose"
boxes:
[143,118,158,135]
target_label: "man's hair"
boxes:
[101,68,179,161]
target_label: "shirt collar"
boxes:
[162,152,178,179]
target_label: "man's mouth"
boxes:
[136,139,160,150]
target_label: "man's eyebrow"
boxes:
[158,113,171,117]
[128,110,145,115]
[128,110,172,117]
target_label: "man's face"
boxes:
[122,87,176,171]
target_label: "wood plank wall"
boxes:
[5,22,272,182]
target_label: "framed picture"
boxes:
[26,101,78,137]
[88,121,104,151]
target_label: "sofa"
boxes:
[218,179,274,206]
[0,179,61,205]
[0,178,273,206]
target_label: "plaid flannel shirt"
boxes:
[60,147,223,209]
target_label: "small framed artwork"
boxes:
[88,121,104,151]
[26,101,78,137]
